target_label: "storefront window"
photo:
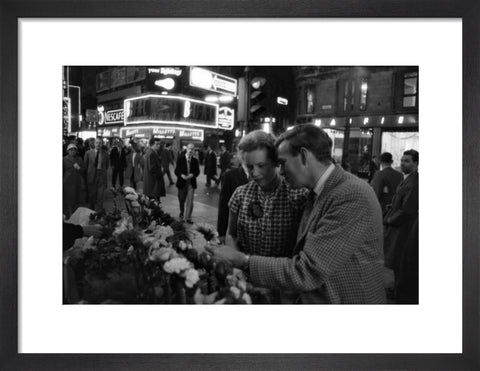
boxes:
[403,71,418,108]
[381,131,419,169]
[306,85,315,113]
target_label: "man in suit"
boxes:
[218,144,232,182]
[209,124,386,304]
[125,141,144,191]
[204,145,218,187]
[174,143,200,223]
[162,142,175,186]
[84,137,109,211]
[109,139,127,189]
[383,149,419,301]
[371,152,403,214]
[143,137,165,201]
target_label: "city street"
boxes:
[102,164,222,227]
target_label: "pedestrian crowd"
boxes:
[63,136,232,224]
[63,124,418,304]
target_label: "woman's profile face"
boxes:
[243,148,277,189]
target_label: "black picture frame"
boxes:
[1,1,478,370]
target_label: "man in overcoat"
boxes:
[383,149,419,300]
[174,143,200,223]
[209,124,386,304]
[143,137,165,200]
[84,137,109,211]
[204,145,218,187]
[125,142,144,191]
[371,152,403,214]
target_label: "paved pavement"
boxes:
[102,165,221,228]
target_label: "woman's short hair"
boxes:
[238,130,278,164]
[276,124,332,164]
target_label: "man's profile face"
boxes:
[186,144,194,157]
[277,140,305,189]
[400,154,417,174]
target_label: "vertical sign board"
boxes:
[217,107,235,130]
[63,97,71,135]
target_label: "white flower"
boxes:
[178,240,188,251]
[163,257,192,274]
[149,247,175,262]
[183,268,200,288]
[124,186,136,195]
[152,226,174,239]
[125,193,138,201]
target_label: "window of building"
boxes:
[306,85,315,113]
[360,78,368,110]
[403,71,418,107]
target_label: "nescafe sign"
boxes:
[105,109,124,124]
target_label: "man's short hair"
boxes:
[149,137,160,146]
[276,124,332,164]
[238,130,278,164]
[379,152,393,164]
[403,149,419,163]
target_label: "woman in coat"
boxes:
[63,143,85,218]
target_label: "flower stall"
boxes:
[63,187,270,305]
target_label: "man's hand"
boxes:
[205,245,246,269]
[82,224,104,238]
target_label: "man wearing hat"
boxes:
[84,137,109,211]
[371,152,403,215]
[63,143,85,218]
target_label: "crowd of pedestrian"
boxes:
[62,135,233,222]
[63,125,418,305]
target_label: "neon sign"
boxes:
[124,94,218,129]
[217,107,234,130]
[105,109,124,124]
[189,67,237,97]
[119,126,204,141]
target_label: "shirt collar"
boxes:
[313,163,335,197]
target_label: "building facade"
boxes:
[63,66,239,150]
[294,66,419,174]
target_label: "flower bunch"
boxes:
[69,190,265,304]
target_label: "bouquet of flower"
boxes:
[67,186,265,304]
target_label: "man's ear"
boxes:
[300,147,308,165]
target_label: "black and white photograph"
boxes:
[4,13,475,368]
[62,65,419,305]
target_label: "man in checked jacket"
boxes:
[208,124,386,304]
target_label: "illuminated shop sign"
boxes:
[148,67,183,76]
[63,97,71,133]
[217,107,234,130]
[105,109,124,124]
[120,126,204,141]
[97,127,120,137]
[124,95,218,129]
[189,67,237,97]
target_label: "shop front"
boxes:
[319,113,418,175]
